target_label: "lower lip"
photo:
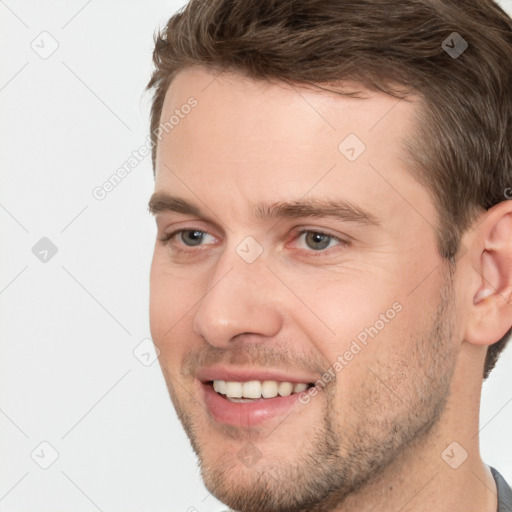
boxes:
[200,382,308,427]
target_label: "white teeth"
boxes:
[293,383,308,393]
[212,379,310,399]
[225,381,243,398]
[226,397,257,403]
[242,380,262,399]
[261,380,278,398]
[278,382,293,397]
[215,380,226,394]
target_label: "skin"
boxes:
[149,67,512,512]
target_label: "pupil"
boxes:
[182,230,204,246]
[306,232,330,250]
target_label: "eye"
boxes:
[177,229,208,246]
[158,227,349,259]
[294,229,347,254]
[159,228,216,247]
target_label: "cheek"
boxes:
[310,277,433,403]
[332,276,450,408]
[149,257,202,362]
[286,269,403,364]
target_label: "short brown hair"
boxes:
[146,0,512,378]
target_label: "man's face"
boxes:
[149,68,462,511]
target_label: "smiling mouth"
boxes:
[209,379,315,402]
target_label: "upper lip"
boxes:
[196,366,317,384]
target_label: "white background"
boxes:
[1,1,511,511]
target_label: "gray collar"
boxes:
[491,467,512,512]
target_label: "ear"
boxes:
[464,200,512,346]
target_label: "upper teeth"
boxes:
[213,380,309,399]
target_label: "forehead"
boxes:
[158,66,418,161]
[154,66,433,229]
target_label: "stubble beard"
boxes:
[163,267,458,512]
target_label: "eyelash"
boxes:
[158,227,349,258]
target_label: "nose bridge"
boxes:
[192,238,282,346]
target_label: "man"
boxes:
[146,1,512,510]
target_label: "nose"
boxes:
[192,245,282,348]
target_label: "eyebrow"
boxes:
[148,192,380,226]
